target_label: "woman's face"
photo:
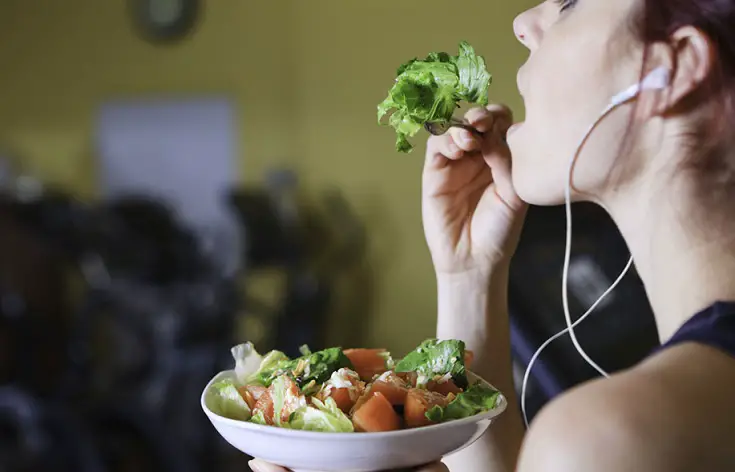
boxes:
[507,0,646,205]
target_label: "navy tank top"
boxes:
[656,301,735,357]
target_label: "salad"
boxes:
[209,338,502,433]
[377,41,493,153]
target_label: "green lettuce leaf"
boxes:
[269,375,307,427]
[425,383,500,423]
[455,41,492,105]
[377,41,492,153]
[250,410,268,425]
[289,397,355,432]
[394,339,468,389]
[239,347,290,387]
[231,342,263,384]
[258,347,353,388]
[209,379,251,421]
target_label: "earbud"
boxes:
[610,66,671,106]
[641,66,671,90]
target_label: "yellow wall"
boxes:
[0,0,299,196]
[0,0,533,353]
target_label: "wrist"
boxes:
[435,261,510,288]
[435,262,513,393]
[435,264,509,342]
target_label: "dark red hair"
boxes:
[636,0,735,182]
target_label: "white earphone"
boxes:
[611,66,671,106]
[520,66,671,428]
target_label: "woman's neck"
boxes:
[603,173,735,342]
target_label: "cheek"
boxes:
[509,102,636,205]
[509,32,628,203]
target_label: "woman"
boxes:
[251,0,735,470]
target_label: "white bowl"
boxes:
[201,370,507,472]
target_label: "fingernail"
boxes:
[460,130,473,145]
[449,143,460,154]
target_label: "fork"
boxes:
[424,117,483,136]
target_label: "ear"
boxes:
[639,26,715,117]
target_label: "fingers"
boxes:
[449,127,481,152]
[425,104,514,170]
[247,458,448,472]
[480,122,525,211]
[426,132,466,163]
[414,461,450,472]
[484,103,514,134]
[465,104,513,135]
[248,459,289,472]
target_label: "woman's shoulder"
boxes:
[516,344,735,471]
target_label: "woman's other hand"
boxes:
[247,458,449,472]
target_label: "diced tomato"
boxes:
[372,381,408,405]
[378,371,410,387]
[324,387,355,414]
[371,372,409,405]
[344,348,389,381]
[352,392,401,432]
[276,376,306,424]
[427,379,462,396]
[252,376,306,425]
[252,391,275,425]
[464,349,474,369]
[237,385,267,410]
[350,385,373,415]
[404,389,449,428]
[396,371,418,387]
[316,368,365,413]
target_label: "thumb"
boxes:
[248,459,290,472]
[481,124,524,212]
[247,458,450,472]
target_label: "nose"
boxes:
[513,15,526,44]
[513,8,541,50]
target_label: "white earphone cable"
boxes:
[521,256,632,427]
[520,101,635,428]
[561,103,625,379]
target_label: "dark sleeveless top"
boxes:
[656,301,735,357]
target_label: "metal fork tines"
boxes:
[424,117,482,136]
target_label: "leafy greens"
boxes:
[425,383,501,423]
[209,379,252,421]
[394,339,468,389]
[209,338,503,433]
[251,347,353,388]
[232,342,289,386]
[289,397,355,433]
[378,41,492,153]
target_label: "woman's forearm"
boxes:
[436,264,525,472]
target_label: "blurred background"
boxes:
[0,1,660,471]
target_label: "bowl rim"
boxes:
[201,369,508,440]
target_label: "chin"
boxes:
[508,127,570,206]
[511,165,565,206]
